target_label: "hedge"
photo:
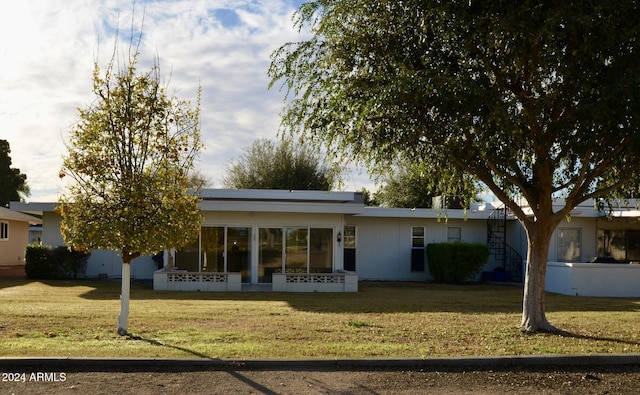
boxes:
[25,245,90,280]
[426,242,489,283]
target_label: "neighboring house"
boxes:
[11,191,640,296]
[0,206,42,267]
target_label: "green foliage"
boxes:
[58,51,203,263]
[0,140,30,206]
[223,138,340,190]
[270,0,640,222]
[24,245,90,280]
[375,161,479,208]
[270,0,640,330]
[427,243,489,284]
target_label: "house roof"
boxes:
[8,190,367,216]
[355,201,503,220]
[198,189,365,214]
[0,206,42,224]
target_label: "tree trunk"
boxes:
[520,222,557,332]
[117,260,131,336]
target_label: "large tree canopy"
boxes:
[223,137,339,190]
[270,1,640,331]
[0,140,30,206]
[375,160,478,209]
[59,50,202,335]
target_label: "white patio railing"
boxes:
[153,270,241,292]
[272,271,358,292]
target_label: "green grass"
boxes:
[1,280,639,359]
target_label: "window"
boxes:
[412,226,425,248]
[309,228,333,273]
[0,221,8,240]
[597,229,640,262]
[343,225,357,272]
[411,226,426,271]
[447,227,461,243]
[557,228,581,262]
[343,225,356,248]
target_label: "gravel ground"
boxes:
[2,362,640,394]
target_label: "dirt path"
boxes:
[2,364,640,394]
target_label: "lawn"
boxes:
[1,280,639,359]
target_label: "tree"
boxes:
[270,1,640,331]
[0,140,30,206]
[375,161,478,209]
[59,46,202,336]
[222,137,340,190]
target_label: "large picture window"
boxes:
[597,229,640,262]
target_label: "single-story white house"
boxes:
[10,190,640,296]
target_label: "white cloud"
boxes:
[1,0,378,202]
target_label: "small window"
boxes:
[557,228,581,262]
[447,227,461,243]
[411,226,426,271]
[0,221,8,240]
[343,225,356,248]
[412,226,425,248]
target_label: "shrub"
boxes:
[25,245,89,280]
[426,242,489,283]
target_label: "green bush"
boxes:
[25,245,90,280]
[426,242,489,283]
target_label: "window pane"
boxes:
[201,227,224,272]
[344,225,356,248]
[175,239,199,272]
[0,222,7,240]
[285,228,308,273]
[447,227,461,243]
[557,228,581,262]
[412,226,425,248]
[259,228,283,282]
[310,228,333,273]
[597,229,626,261]
[628,230,640,262]
[227,227,251,282]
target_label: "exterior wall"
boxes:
[41,211,157,279]
[0,220,30,266]
[202,211,342,227]
[348,216,489,281]
[42,212,64,246]
[546,262,640,297]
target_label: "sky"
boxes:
[1,0,375,203]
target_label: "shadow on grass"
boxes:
[125,333,214,359]
[551,329,640,348]
[4,278,639,315]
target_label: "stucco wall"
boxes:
[0,220,29,265]
[348,216,490,281]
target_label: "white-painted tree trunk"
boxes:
[117,262,131,336]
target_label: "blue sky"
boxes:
[0,0,373,202]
